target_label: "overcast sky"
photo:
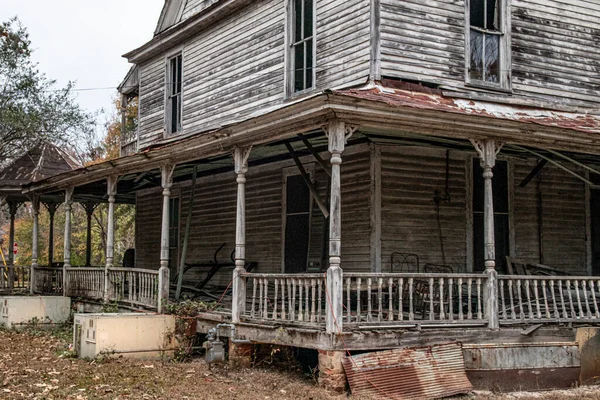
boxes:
[3,0,164,125]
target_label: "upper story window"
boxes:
[289,0,315,94]
[467,0,510,89]
[167,53,183,134]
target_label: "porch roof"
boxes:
[22,83,600,196]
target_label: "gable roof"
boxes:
[0,143,80,199]
[154,0,223,35]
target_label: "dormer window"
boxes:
[167,53,183,134]
[289,0,315,95]
[467,0,511,89]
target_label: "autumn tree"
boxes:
[0,17,95,163]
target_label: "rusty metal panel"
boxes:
[342,342,472,399]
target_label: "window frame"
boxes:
[285,0,317,97]
[465,0,512,91]
[165,49,184,136]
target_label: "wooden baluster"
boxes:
[591,280,599,319]
[346,278,351,323]
[516,280,523,320]
[523,280,532,319]
[448,278,454,321]
[287,279,293,320]
[377,278,383,322]
[507,279,515,320]
[542,280,551,319]
[567,280,575,319]
[251,278,257,318]
[388,278,393,321]
[273,278,278,320]
[550,280,559,319]
[398,278,404,321]
[317,278,322,323]
[357,278,362,323]
[533,280,541,319]
[264,278,269,319]
[467,278,473,320]
[558,280,568,319]
[311,279,317,323]
[429,278,435,321]
[281,279,286,321]
[499,279,506,320]
[305,280,310,322]
[575,279,584,319]
[458,277,464,321]
[291,279,297,321]
[439,278,445,320]
[367,278,372,322]
[477,278,482,320]
[298,279,303,321]
[583,280,591,318]
[408,277,414,321]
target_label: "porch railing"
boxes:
[499,275,600,324]
[32,266,63,295]
[0,265,29,290]
[242,273,327,327]
[343,273,487,328]
[61,267,160,309]
[65,267,104,299]
[106,268,159,309]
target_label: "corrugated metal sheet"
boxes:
[343,342,472,399]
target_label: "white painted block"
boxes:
[0,296,71,328]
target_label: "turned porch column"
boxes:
[81,202,97,268]
[63,187,74,294]
[30,196,40,294]
[472,139,501,329]
[158,164,175,313]
[104,176,118,302]
[325,120,356,334]
[7,201,20,289]
[44,203,59,267]
[232,146,252,324]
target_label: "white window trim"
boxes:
[464,0,512,91]
[164,47,185,137]
[285,0,317,98]
[280,164,316,273]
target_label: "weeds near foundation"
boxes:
[100,301,120,313]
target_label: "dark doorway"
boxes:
[284,174,311,273]
[591,175,600,275]
[473,159,509,273]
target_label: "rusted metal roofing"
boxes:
[334,85,600,135]
[342,342,472,400]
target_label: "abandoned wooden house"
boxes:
[3,0,600,394]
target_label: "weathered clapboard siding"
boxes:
[379,0,465,85]
[316,0,371,89]
[379,145,469,273]
[138,57,166,150]
[512,159,541,265]
[511,0,600,106]
[379,0,600,107]
[134,144,372,286]
[182,0,285,133]
[181,0,218,22]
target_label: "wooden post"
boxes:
[63,187,74,295]
[81,202,97,268]
[324,120,356,334]
[176,166,197,300]
[7,201,19,289]
[472,139,501,329]
[158,164,175,313]
[104,176,118,302]
[45,204,58,267]
[30,196,40,294]
[232,147,252,324]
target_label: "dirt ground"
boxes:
[1,326,600,400]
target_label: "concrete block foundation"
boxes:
[318,350,346,393]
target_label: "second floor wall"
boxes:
[128,0,600,153]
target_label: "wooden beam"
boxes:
[297,134,331,177]
[176,166,197,300]
[519,159,548,188]
[544,148,600,177]
[284,141,330,219]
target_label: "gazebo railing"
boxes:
[32,266,62,295]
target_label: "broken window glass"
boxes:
[468,0,502,84]
[291,0,314,93]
